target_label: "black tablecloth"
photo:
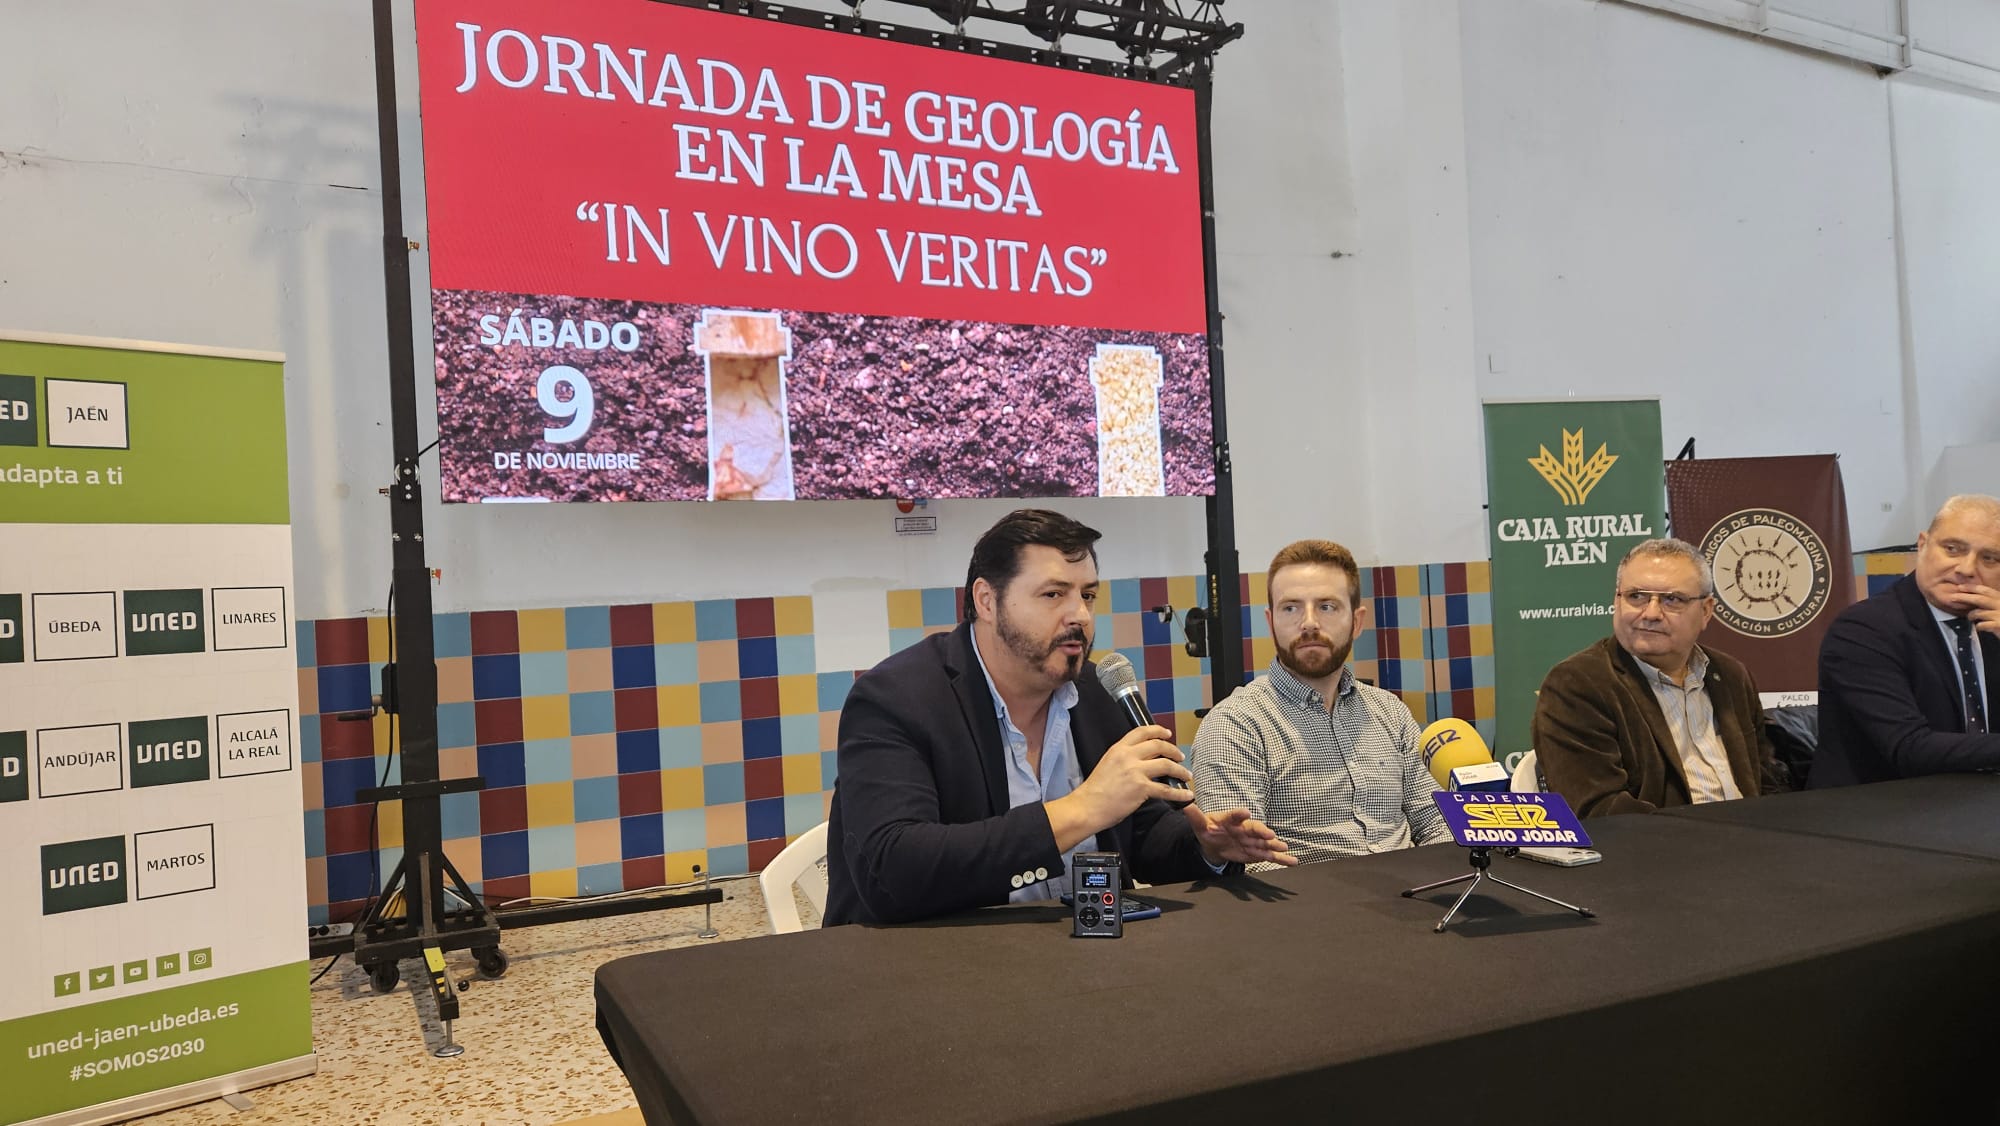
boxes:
[1658,771,2000,859]
[598,783,2000,1125]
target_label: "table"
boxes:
[1658,771,2000,859]
[597,779,2000,1125]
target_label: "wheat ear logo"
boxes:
[1529,429,1617,506]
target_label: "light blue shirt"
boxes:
[1931,604,1990,726]
[970,633,1096,902]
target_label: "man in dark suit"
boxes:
[824,509,1293,927]
[1533,538,1788,816]
[1813,495,2000,787]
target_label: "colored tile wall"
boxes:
[297,553,1917,922]
[303,596,848,924]
[1858,550,1916,594]
[297,565,1500,922]
[1235,562,1496,745]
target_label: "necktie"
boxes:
[1947,617,1987,735]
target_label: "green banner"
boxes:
[0,337,288,525]
[1,334,306,1125]
[1483,401,1664,758]
[2,963,310,1123]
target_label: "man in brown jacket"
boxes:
[1533,538,1788,817]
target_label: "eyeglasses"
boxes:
[1617,589,1709,614]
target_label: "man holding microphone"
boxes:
[824,509,1293,927]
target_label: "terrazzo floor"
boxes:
[128,877,796,1126]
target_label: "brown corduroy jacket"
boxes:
[1532,637,1789,817]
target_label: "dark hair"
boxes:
[963,509,1102,621]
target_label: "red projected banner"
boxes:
[415,0,1213,502]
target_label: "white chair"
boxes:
[1510,749,1541,793]
[759,821,829,934]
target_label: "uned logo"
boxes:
[42,836,129,915]
[131,716,212,789]
[0,374,35,447]
[123,588,206,656]
[0,730,26,803]
[0,593,21,664]
[1528,428,1617,507]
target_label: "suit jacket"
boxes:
[1811,573,2000,787]
[824,622,1221,926]
[1533,637,1787,817]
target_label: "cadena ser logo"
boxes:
[1465,804,1558,831]
[1528,428,1617,507]
[1422,728,1460,756]
[124,588,207,656]
[1421,724,1461,769]
[43,835,129,915]
[1701,508,1834,638]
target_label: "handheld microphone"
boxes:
[1094,652,1190,795]
[1419,717,1509,792]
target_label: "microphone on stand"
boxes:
[1094,652,1190,797]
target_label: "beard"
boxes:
[996,602,1091,683]
[1276,629,1352,680]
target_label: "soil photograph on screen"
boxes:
[432,293,1212,502]
[431,290,709,502]
[781,313,1210,499]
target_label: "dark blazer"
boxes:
[1533,637,1787,817]
[824,622,1220,926]
[1811,574,2000,787]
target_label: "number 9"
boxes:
[537,365,594,444]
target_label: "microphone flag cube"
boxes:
[1447,761,1510,792]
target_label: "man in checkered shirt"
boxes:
[1190,540,1449,866]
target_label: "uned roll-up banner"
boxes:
[1483,400,1665,764]
[1665,454,1854,701]
[0,334,312,1126]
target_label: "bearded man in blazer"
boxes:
[823,509,1293,927]
[1812,495,2000,787]
[1533,538,1789,817]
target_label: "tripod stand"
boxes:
[1401,847,1595,933]
[306,0,721,1054]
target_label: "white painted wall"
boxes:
[1462,0,1910,550]
[0,2,389,616]
[1333,0,1484,567]
[1617,0,2000,89]
[1206,2,1370,574]
[3,0,1995,618]
[1887,79,2000,519]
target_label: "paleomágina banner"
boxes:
[414,0,1214,503]
[1665,454,1854,694]
[1483,400,1665,761]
